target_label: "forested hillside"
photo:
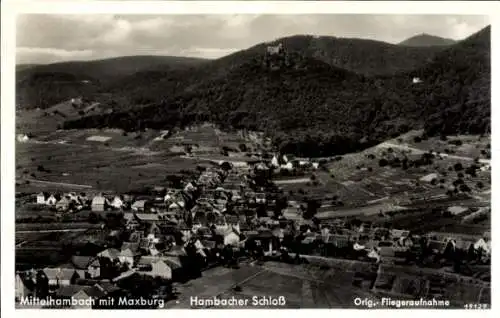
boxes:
[16,55,208,109]
[19,26,490,157]
[398,34,456,47]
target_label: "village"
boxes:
[15,132,492,308]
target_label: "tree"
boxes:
[238,143,248,152]
[220,162,232,171]
[303,199,320,220]
[274,194,288,218]
[166,175,183,188]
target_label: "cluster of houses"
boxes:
[17,161,285,307]
[294,223,491,267]
[18,153,491,308]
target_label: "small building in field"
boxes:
[91,194,107,212]
[36,192,49,204]
[46,195,58,206]
[110,196,124,209]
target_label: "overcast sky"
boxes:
[16,14,489,65]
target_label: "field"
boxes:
[402,131,490,160]
[15,139,204,193]
[281,132,491,220]
[15,121,265,194]
[15,225,110,270]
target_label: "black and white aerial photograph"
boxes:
[5,2,493,312]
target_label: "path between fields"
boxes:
[22,139,161,156]
[16,229,89,234]
[378,142,491,164]
[274,178,310,185]
[24,178,93,189]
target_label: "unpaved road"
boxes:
[377,142,490,164]
[24,178,93,189]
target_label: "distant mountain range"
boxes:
[17,27,490,156]
[398,33,457,47]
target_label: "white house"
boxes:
[474,238,490,254]
[131,200,147,212]
[169,201,185,210]
[36,192,48,204]
[138,259,172,280]
[164,193,173,203]
[119,249,138,267]
[184,182,196,192]
[91,194,106,212]
[280,162,294,171]
[17,134,29,143]
[271,156,279,168]
[223,231,240,246]
[110,196,124,209]
[46,195,57,206]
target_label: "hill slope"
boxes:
[256,35,445,75]
[16,55,208,109]
[399,34,456,47]
[97,35,446,106]
[62,26,490,157]
[16,36,446,110]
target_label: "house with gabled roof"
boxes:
[60,255,96,278]
[137,258,172,280]
[97,248,120,262]
[110,196,124,209]
[132,200,148,212]
[15,272,36,301]
[88,258,101,278]
[36,192,49,204]
[56,284,106,309]
[91,194,107,212]
[119,248,140,267]
[46,194,57,206]
[41,268,80,287]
